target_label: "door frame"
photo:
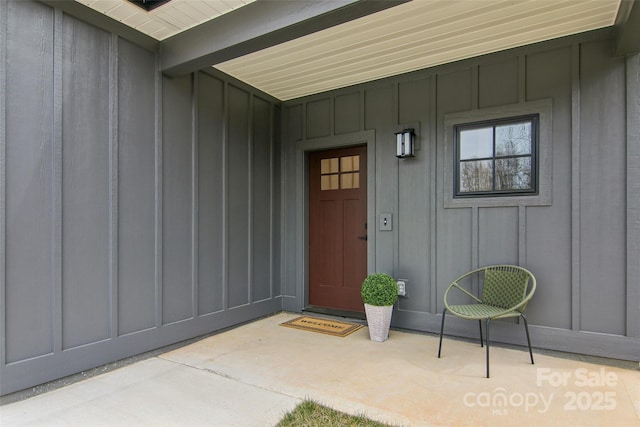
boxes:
[295,130,376,312]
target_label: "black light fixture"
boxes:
[126,0,172,12]
[395,128,415,158]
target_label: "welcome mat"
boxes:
[280,316,364,337]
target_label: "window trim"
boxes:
[454,114,539,198]
[443,99,553,209]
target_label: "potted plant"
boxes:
[361,273,398,342]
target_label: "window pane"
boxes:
[321,174,340,191]
[341,156,353,172]
[330,174,339,190]
[459,128,493,160]
[496,122,531,156]
[330,158,339,173]
[341,173,353,189]
[459,160,493,192]
[321,159,330,174]
[329,174,340,190]
[353,155,360,171]
[321,175,330,191]
[322,158,339,174]
[496,157,532,190]
[340,172,360,189]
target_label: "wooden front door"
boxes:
[308,145,367,313]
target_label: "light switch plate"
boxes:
[379,213,392,231]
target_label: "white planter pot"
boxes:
[364,303,393,342]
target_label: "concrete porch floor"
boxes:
[1,312,639,426]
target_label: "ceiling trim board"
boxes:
[615,0,640,54]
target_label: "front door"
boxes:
[308,145,367,313]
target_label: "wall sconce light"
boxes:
[395,128,415,158]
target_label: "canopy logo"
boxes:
[462,367,618,415]
[463,388,553,415]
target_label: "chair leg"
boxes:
[478,320,484,348]
[437,308,447,358]
[521,313,534,365]
[485,319,491,378]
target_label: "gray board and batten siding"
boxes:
[1,0,281,395]
[280,31,640,360]
[1,0,639,396]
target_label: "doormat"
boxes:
[280,316,363,337]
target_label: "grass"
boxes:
[277,399,393,427]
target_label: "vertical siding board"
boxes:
[61,14,111,349]
[252,97,272,302]
[53,8,63,356]
[154,49,163,327]
[281,104,301,302]
[579,40,627,335]
[162,74,194,324]
[272,105,281,299]
[191,73,199,318]
[117,39,156,334]
[4,0,55,362]
[197,72,224,315]
[247,95,253,304]
[397,78,430,311]
[306,98,331,138]
[518,206,527,265]
[334,92,360,135]
[524,47,573,329]
[227,85,250,308]
[429,77,438,314]
[109,33,118,339]
[478,57,519,109]
[0,0,7,369]
[627,53,640,338]
[436,69,473,309]
[571,43,581,332]
[365,85,395,274]
[518,54,526,102]
[478,207,519,266]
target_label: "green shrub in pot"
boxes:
[361,273,398,342]
[361,273,398,306]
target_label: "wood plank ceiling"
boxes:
[76,0,257,40]
[76,0,622,101]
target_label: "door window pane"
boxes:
[320,155,361,191]
[321,158,339,174]
[321,174,340,191]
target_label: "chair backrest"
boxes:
[481,266,532,310]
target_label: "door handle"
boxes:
[357,235,367,241]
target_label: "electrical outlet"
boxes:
[397,280,406,296]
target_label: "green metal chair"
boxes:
[437,265,536,378]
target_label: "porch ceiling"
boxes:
[217,0,622,100]
[75,0,627,101]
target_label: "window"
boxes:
[320,155,360,190]
[455,115,538,197]
[443,99,552,208]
